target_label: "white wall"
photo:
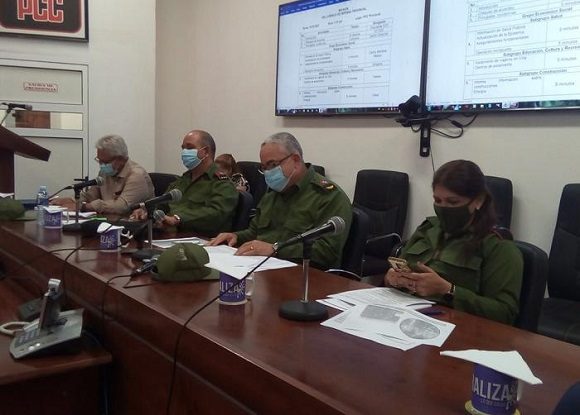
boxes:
[0,0,156,181]
[156,0,580,254]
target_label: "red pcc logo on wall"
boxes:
[0,0,87,40]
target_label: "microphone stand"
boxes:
[279,240,328,321]
[131,205,162,260]
[0,108,12,126]
[62,187,83,232]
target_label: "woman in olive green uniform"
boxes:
[385,160,523,325]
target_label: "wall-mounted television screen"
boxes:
[276,0,427,116]
[426,0,580,113]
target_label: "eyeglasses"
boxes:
[259,154,293,174]
[94,156,115,164]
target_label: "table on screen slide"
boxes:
[464,0,580,99]
[298,10,392,106]
[1,220,579,414]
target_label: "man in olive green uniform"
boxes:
[133,130,238,235]
[209,132,352,270]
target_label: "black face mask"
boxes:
[434,204,473,234]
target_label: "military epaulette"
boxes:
[215,171,229,181]
[315,178,336,191]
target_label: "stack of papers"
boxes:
[205,245,297,279]
[319,288,454,351]
[65,210,98,218]
[318,287,435,311]
[152,236,206,249]
[323,303,455,351]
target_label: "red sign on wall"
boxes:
[0,0,88,41]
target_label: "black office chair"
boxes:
[326,207,370,281]
[305,163,325,176]
[514,240,549,332]
[353,170,409,277]
[484,175,513,230]
[237,161,267,208]
[232,191,254,231]
[538,184,580,345]
[149,172,178,197]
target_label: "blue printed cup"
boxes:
[467,364,519,415]
[43,208,63,229]
[218,272,254,305]
[99,228,121,252]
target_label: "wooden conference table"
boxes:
[0,220,579,414]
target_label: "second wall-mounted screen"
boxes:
[426,0,580,112]
[276,0,427,116]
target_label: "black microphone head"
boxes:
[328,216,346,235]
[24,104,33,111]
[168,188,182,202]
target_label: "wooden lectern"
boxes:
[0,126,51,193]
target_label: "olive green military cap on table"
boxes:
[152,243,219,282]
[0,199,25,221]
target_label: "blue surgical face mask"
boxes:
[99,163,116,177]
[181,148,202,170]
[264,165,290,192]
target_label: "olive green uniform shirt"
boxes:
[235,167,352,270]
[401,217,523,325]
[165,163,238,235]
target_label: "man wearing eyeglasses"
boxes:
[209,132,352,270]
[132,129,238,235]
[51,134,154,217]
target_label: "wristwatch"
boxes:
[443,283,455,303]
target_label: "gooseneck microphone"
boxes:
[2,102,33,110]
[69,176,104,190]
[273,216,346,251]
[129,189,182,211]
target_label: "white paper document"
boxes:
[204,245,297,279]
[65,210,98,218]
[97,222,124,233]
[327,287,435,310]
[322,304,455,351]
[322,307,420,351]
[151,236,207,249]
[0,193,15,198]
[62,218,90,225]
[440,350,542,385]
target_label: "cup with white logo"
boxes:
[218,272,254,305]
[466,363,521,415]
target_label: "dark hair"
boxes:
[433,160,497,247]
[215,153,240,176]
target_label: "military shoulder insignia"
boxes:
[215,172,229,180]
[318,179,335,191]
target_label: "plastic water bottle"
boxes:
[36,185,49,225]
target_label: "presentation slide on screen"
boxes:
[426,0,580,110]
[276,0,426,114]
